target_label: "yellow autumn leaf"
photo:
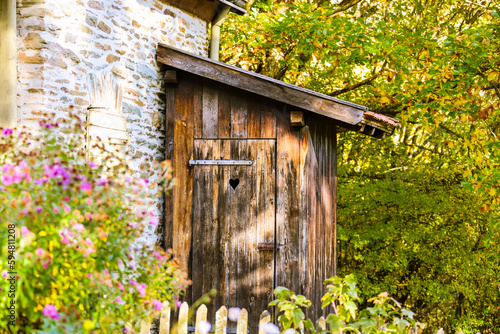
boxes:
[380,96,391,104]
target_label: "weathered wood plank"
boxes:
[202,79,219,138]
[298,127,309,296]
[258,311,271,334]
[260,105,277,139]
[193,78,203,139]
[178,302,189,334]
[164,86,175,249]
[290,111,305,127]
[218,85,232,138]
[247,99,261,139]
[236,309,248,334]
[230,91,248,138]
[219,140,231,308]
[246,140,258,329]
[163,0,219,21]
[159,301,171,334]
[215,306,228,334]
[195,305,208,334]
[157,45,365,125]
[88,109,127,131]
[275,113,301,293]
[234,140,248,313]
[172,76,195,274]
[88,125,128,141]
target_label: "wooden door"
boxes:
[191,139,276,328]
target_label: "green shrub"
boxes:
[270,275,424,333]
[0,115,188,333]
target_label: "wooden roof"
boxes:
[162,0,246,22]
[156,44,400,138]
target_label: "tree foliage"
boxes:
[221,0,500,332]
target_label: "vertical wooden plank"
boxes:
[260,104,277,139]
[234,140,248,314]
[159,301,171,334]
[247,98,261,139]
[178,302,189,334]
[218,85,232,138]
[231,90,248,138]
[298,127,309,296]
[275,110,301,293]
[164,85,175,249]
[236,309,248,334]
[172,75,195,275]
[219,140,231,308]
[254,139,276,320]
[193,78,203,139]
[195,305,208,334]
[215,306,228,334]
[246,140,258,330]
[202,79,219,138]
[191,140,210,304]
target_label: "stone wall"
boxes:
[17,0,209,246]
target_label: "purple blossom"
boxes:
[117,282,125,291]
[36,248,44,256]
[114,296,124,304]
[80,182,92,192]
[88,161,98,169]
[42,304,59,320]
[73,223,85,232]
[150,217,159,226]
[96,176,108,185]
[35,206,43,213]
[176,301,182,308]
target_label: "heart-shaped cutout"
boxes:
[229,178,239,190]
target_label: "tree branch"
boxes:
[330,0,363,17]
[330,61,387,97]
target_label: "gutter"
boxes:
[210,1,247,61]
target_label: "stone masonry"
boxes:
[16,0,209,246]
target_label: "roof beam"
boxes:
[157,44,364,126]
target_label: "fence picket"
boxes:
[258,310,271,334]
[236,309,248,334]
[178,302,189,334]
[215,306,228,334]
[140,319,151,334]
[159,301,171,334]
[195,304,208,334]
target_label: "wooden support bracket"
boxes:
[164,70,178,85]
[290,111,305,127]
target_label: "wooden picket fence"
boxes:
[139,302,272,334]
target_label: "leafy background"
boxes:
[221,0,500,332]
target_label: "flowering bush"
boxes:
[0,115,189,333]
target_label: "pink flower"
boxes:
[117,282,125,292]
[73,223,85,232]
[53,207,59,214]
[63,204,71,213]
[1,128,13,136]
[88,161,98,169]
[1,271,8,278]
[84,247,94,257]
[21,226,30,237]
[12,167,23,183]
[63,196,69,202]
[43,262,50,269]
[80,182,92,193]
[36,248,44,256]
[153,251,162,260]
[114,296,124,303]
[35,206,43,213]
[176,301,182,308]
[1,174,13,186]
[150,217,159,226]
[153,300,163,311]
[138,179,148,188]
[85,238,93,246]
[85,212,92,220]
[136,284,146,297]
[87,273,92,278]
[61,235,69,244]
[129,280,138,287]
[42,304,59,320]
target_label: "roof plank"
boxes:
[157,44,365,126]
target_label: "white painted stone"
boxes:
[17,0,210,246]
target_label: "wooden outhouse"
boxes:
[157,44,399,325]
